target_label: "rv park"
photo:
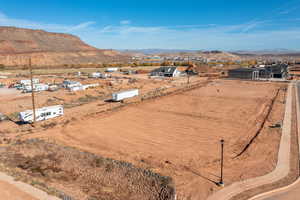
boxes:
[0,59,299,200]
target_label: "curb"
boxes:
[247,81,300,200]
[0,172,60,200]
[207,83,293,200]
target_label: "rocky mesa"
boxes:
[0,26,129,66]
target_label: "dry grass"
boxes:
[0,139,175,200]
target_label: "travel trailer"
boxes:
[89,72,102,78]
[62,80,82,89]
[105,68,119,72]
[19,105,64,123]
[23,84,49,93]
[112,89,139,101]
[20,79,39,85]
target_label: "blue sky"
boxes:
[0,0,300,50]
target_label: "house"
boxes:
[288,65,300,78]
[265,64,288,78]
[228,68,271,80]
[228,64,288,80]
[150,66,181,77]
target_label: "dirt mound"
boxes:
[0,139,175,200]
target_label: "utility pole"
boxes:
[187,56,190,84]
[29,58,36,124]
[219,139,225,187]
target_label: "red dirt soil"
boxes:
[24,79,286,200]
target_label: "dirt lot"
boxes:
[8,79,285,200]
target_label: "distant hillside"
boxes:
[120,49,202,55]
[232,49,300,56]
[122,49,241,61]
[0,26,129,66]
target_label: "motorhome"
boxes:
[19,105,63,123]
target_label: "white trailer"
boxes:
[20,79,39,85]
[100,73,110,79]
[23,84,49,93]
[89,72,102,78]
[105,67,119,72]
[62,80,82,89]
[82,83,99,89]
[69,83,99,92]
[19,105,63,123]
[69,85,84,92]
[112,89,139,101]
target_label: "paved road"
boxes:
[249,82,300,200]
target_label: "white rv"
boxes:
[89,72,102,78]
[105,68,119,72]
[83,83,99,89]
[69,85,84,92]
[20,79,39,86]
[19,105,63,123]
[69,83,99,92]
[23,84,49,93]
[62,80,82,89]
[112,89,139,101]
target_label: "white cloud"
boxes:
[120,20,131,25]
[90,22,300,50]
[67,21,96,31]
[0,11,95,33]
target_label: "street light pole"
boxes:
[219,139,225,187]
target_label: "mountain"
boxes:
[120,49,202,55]
[0,26,129,66]
[232,49,300,56]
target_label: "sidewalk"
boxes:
[0,172,60,200]
[207,83,293,200]
[247,81,300,200]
